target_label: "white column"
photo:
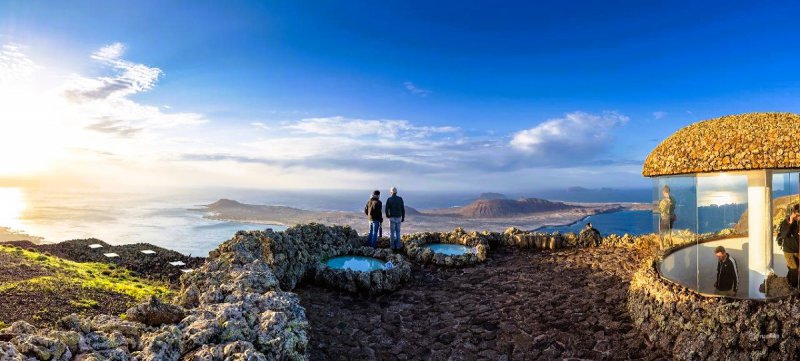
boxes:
[747,170,772,298]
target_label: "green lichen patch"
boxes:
[0,245,173,327]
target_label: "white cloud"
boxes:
[652,111,667,120]
[283,116,458,138]
[0,41,643,191]
[91,42,126,62]
[65,42,163,102]
[187,111,635,178]
[0,44,40,83]
[403,81,431,96]
[251,122,270,130]
[63,43,205,133]
[0,41,209,182]
[510,111,629,155]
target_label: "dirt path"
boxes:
[296,247,669,360]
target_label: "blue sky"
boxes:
[1,1,800,192]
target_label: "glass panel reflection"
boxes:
[654,176,698,291]
[770,172,800,297]
[655,171,800,299]
[697,174,747,297]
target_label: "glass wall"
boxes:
[655,171,800,299]
[654,176,698,291]
[771,172,799,293]
[696,174,748,295]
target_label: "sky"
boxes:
[2,1,800,193]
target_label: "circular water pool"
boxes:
[325,256,386,272]
[422,243,474,256]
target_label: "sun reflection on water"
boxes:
[0,187,26,231]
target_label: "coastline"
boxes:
[533,208,622,232]
[534,208,654,235]
[532,205,636,231]
[0,226,43,244]
[202,200,647,234]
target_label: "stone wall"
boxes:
[310,247,411,294]
[227,223,362,291]
[0,223,407,361]
[402,228,490,266]
[0,223,661,361]
[628,253,800,359]
[0,223,361,361]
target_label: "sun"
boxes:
[0,187,26,231]
[0,79,72,176]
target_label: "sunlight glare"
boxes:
[0,77,72,175]
[0,187,26,230]
[704,191,738,206]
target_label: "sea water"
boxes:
[325,256,386,272]
[536,210,654,236]
[422,243,474,256]
[0,187,286,257]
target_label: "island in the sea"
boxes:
[203,196,650,234]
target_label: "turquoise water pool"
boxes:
[325,256,386,272]
[422,243,474,256]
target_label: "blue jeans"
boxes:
[389,217,402,250]
[368,221,381,247]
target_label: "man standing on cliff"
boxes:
[778,204,800,288]
[364,190,383,248]
[385,187,406,252]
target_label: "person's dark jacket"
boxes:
[778,218,799,253]
[364,196,383,222]
[715,254,739,293]
[385,194,405,221]
[579,227,602,247]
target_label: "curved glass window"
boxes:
[656,170,800,300]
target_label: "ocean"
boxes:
[536,209,654,236]
[0,187,653,256]
[0,188,284,257]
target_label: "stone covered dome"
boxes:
[643,112,800,177]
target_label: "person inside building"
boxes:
[713,246,739,296]
[658,185,676,249]
[777,204,800,288]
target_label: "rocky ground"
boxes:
[297,247,670,360]
[2,239,204,283]
[0,243,174,329]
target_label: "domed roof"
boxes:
[643,112,800,177]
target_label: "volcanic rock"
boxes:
[125,297,187,327]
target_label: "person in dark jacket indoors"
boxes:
[714,246,739,296]
[384,187,406,252]
[364,190,383,248]
[778,204,800,288]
